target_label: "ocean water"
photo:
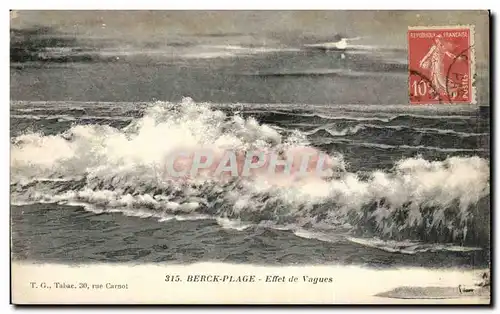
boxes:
[10,44,491,267]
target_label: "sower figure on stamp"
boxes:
[419,35,462,99]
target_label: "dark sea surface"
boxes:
[10,44,491,267]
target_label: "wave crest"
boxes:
[11,98,490,246]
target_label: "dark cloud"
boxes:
[10,10,489,62]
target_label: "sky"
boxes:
[10,10,490,61]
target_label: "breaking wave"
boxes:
[305,124,486,138]
[10,98,490,249]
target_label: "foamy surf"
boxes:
[10,98,490,248]
[345,237,482,254]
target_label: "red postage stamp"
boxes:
[408,26,475,104]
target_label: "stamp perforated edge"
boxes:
[407,24,476,105]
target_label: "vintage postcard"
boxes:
[10,10,491,304]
